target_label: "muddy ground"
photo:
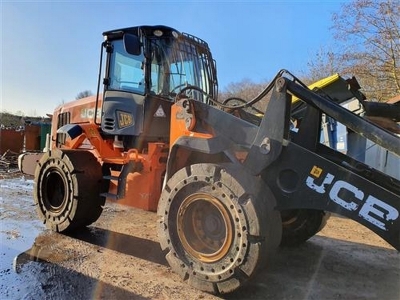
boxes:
[0,175,399,300]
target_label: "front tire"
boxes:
[34,149,106,232]
[158,163,281,294]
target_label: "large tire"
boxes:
[280,209,330,247]
[158,163,281,294]
[34,149,106,232]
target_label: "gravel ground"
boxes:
[1,175,399,300]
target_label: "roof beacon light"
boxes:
[153,30,163,37]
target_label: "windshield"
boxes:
[109,40,145,94]
[149,36,213,103]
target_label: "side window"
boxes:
[109,40,145,94]
[150,60,162,94]
[170,59,209,102]
[169,61,192,91]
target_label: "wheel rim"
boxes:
[43,168,67,212]
[177,193,233,263]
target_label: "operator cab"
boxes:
[99,25,218,151]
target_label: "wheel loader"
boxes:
[18,25,400,294]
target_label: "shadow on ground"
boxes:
[8,225,400,300]
[12,244,150,300]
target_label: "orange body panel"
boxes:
[108,143,168,211]
[56,95,103,124]
[51,95,103,149]
[169,100,212,146]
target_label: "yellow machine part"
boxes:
[291,73,341,104]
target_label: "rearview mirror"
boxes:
[123,34,141,56]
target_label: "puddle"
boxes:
[0,221,44,299]
[0,177,165,299]
[0,177,133,299]
[2,230,147,299]
[0,177,44,299]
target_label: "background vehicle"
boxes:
[19,25,400,294]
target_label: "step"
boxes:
[103,175,119,181]
[100,192,119,200]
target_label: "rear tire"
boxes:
[34,149,106,232]
[158,163,281,294]
[280,209,330,246]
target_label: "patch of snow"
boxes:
[0,177,33,191]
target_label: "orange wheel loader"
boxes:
[19,25,400,294]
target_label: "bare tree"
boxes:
[331,0,400,101]
[304,47,343,84]
[221,79,266,99]
[219,78,271,112]
[75,90,93,100]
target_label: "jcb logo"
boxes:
[306,166,398,231]
[118,111,133,128]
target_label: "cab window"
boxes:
[109,40,145,94]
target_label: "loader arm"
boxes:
[251,77,400,250]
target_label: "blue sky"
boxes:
[1,0,344,117]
